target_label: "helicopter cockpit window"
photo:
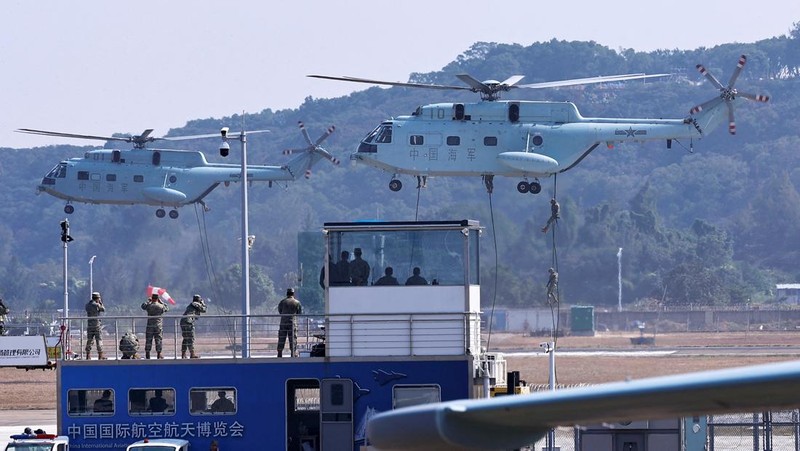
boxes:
[410,135,424,146]
[376,125,392,144]
[483,136,498,146]
[46,164,67,179]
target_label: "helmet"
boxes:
[192,294,202,302]
[92,292,101,299]
[286,288,295,296]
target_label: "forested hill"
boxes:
[2,32,800,317]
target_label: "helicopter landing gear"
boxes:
[155,208,179,219]
[389,179,402,192]
[516,180,542,194]
[64,204,75,214]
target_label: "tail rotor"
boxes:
[690,54,770,135]
[282,121,339,178]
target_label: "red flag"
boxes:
[146,285,176,305]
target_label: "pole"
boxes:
[543,341,556,450]
[239,125,251,358]
[617,247,623,312]
[60,219,74,359]
[89,256,96,296]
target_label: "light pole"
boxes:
[89,256,96,296]
[220,124,252,358]
[60,219,74,358]
[617,247,623,312]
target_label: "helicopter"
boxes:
[18,122,338,218]
[310,54,769,194]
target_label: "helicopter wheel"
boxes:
[64,205,75,214]
[168,210,179,219]
[529,181,542,194]
[155,209,166,218]
[389,179,403,192]
[516,181,530,194]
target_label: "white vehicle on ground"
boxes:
[4,434,69,451]
[126,438,190,451]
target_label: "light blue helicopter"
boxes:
[311,54,769,194]
[18,122,337,218]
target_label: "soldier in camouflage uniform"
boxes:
[179,294,207,358]
[277,288,302,358]
[0,298,9,336]
[119,331,139,359]
[85,292,106,359]
[141,293,169,359]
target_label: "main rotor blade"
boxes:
[166,130,270,141]
[738,92,770,103]
[517,73,670,89]
[455,74,491,92]
[16,128,134,143]
[501,75,526,87]
[726,100,736,135]
[696,64,724,90]
[727,55,747,88]
[308,74,472,92]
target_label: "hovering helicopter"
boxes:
[310,54,769,194]
[18,122,338,218]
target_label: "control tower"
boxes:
[322,220,482,358]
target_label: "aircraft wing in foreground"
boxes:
[367,359,800,450]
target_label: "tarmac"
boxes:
[0,410,56,448]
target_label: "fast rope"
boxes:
[546,174,561,350]
[483,175,500,351]
[194,203,236,348]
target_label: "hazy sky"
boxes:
[2,1,797,148]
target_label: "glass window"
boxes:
[106,174,116,182]
[288,379,320,412]
[326,228,470,286]
[393,385,440,409]
[446,136,460,146]
[133,175,144,183]
[77,171,89,180]
[375,125,393,143]
[189,387,237,415]
[409,135,424,145]
[129,388,175,416]
[483,136,498,146]
[67,388,115,416]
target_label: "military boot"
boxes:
[145,351,151,359]
[181,350,186,359]
[98,352,106,360]
[157,352,164,359]
[190,351,199,359]
[85,352,91,360]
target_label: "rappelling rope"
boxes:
[194,203,236,349]
[484,182,500,351]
